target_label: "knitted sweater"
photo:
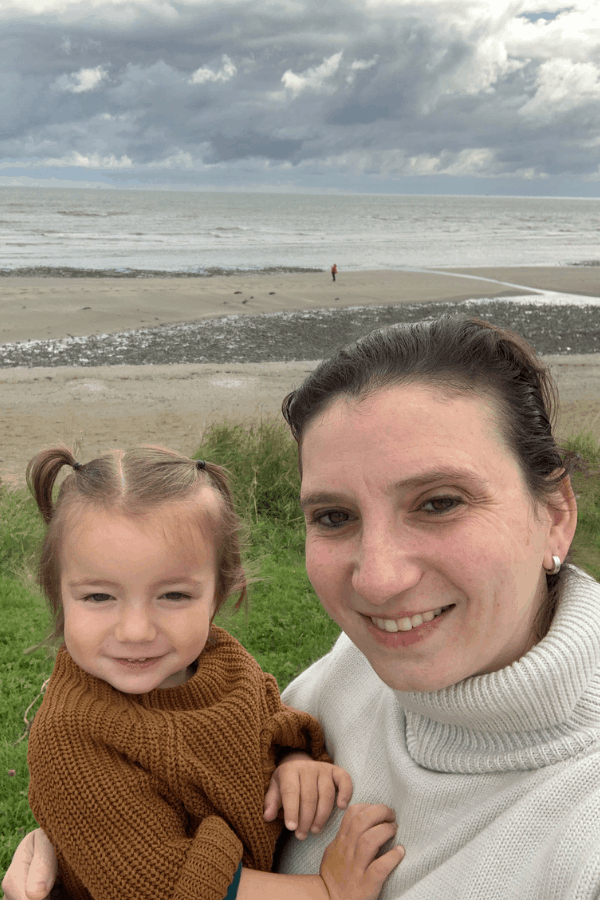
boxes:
[279,568,600,899]
[28,626,328,900]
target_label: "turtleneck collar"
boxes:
[396,568,600,773]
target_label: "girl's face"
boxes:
[299,384,576,693]
[60,500,219,693]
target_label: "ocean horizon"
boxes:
[2,186,600,275]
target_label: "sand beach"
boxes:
[0,266,598,487]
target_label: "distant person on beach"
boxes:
[331,264,337,282]
[15,446,402,900]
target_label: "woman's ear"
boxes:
[544,474,578,569]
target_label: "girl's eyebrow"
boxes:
[67,577,207,589]
[67,578,118,589]
[300,468,488,509]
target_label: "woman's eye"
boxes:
[162,592,190,601]
[84,593,112,603]
[312,510,352,528]
[421,496,462,514]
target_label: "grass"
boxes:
[1,420,600,877]
[563,431,600,581]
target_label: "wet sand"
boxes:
[0,268,541,344]
[0,266,598,487]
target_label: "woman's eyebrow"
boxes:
[387,468,489,494]
[299,491,342,510]
[300,468,488,509]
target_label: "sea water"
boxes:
[1,187,599,274]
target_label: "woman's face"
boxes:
[300,383,575,692]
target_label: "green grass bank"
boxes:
[1,422,599,876]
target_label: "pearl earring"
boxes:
[545,555,561,575]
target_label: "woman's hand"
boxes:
[264,752,353,840]
[2,829,57,900]
[320,804,404,900]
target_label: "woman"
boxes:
[6,314,599,899]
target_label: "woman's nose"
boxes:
[351,528,422,606]
[114,603,157,643]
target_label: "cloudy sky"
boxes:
[1,0,599,195]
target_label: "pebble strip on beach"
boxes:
[0,299,598,368]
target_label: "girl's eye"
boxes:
[421,496,462,514]
[312,510,353,528]
[84,593,112,603]
[162,592,190,601]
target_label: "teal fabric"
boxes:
[224,862,242,899]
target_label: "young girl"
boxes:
[25,446,403,900]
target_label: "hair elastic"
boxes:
[196,459,206,470]
[72,462,83,471]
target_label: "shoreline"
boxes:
[0,267,558,345]
[1,265,598,487]
[0,266,598,346]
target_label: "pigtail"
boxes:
[26,446,80,525]
[198,460,248,611]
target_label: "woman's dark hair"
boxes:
[282,314,578,639]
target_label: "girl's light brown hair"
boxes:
[27,445,247,641]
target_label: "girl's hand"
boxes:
[264,752,353,840]
[320,804,404,900]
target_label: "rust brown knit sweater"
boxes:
[28,626,329,900]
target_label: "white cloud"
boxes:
[346,55,378,84]
[437,37,524,99]
[39,151,133,167]
[55,65,107,93]
[520,58,600,122]
[189,55,237,84]
[350,56,378,72]
[282,52,343,97]
[2,0,600,189]
[308,145,530,179]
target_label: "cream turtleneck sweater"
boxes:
[279,568,600,899]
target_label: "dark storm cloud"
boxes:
[1,1,599,190]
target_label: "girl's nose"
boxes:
[352,528,422,607]
[114,604,157,643]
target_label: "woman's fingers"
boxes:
[27,830,57,900]
[367,844,406,882]
[1,828,57,900]
[319,804,403,900]
[337,802,397,841]
[351,820,402,870]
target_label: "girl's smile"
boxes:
[60,501,218,693]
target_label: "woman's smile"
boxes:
[366,604,454,649]
[369,604,452,632]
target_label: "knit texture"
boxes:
[28,626,328,900]
[279,568,600,899]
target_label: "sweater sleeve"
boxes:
[259,670,332,770]
[28,713,243,900]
